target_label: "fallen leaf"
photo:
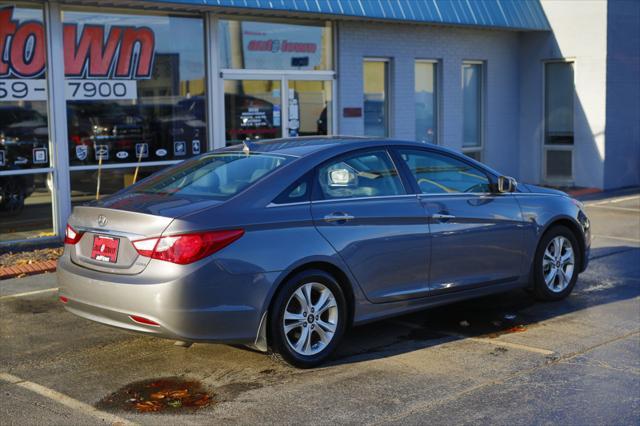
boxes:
[135,401,162,412]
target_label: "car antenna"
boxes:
[242,140,252,155]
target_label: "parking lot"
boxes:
[1,191,639,425]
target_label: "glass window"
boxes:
[132,152,292,200]
[0,172,54,242]
[224,80,281,145]
[415,61,437,144]
[62,10,207,166]
[70,166,163,205]
[398,149,491,194]
[545,150,573,179]
[317,150,404,200]
[287,80,332,137]
[1,4,55,242]
[273,173,311,204]
[363,60,389,137]
[1,4,50,172]
[462,62,483,151]
[219,20,332,71]
[545,62,574,145]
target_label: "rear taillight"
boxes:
[132,229,244,265]
[129,315,160,327]
[64,224,84,245]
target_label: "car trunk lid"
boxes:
[68,205,175,275]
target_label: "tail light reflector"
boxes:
[129,315,160,327]
[59,296,68,304]
[132,229,244,265]
[64,224,84,245]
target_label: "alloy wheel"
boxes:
[542,236,575,293]
[282,282,339,356]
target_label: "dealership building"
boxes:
[0,0,638,244]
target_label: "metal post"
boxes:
[44,1,71,238]
[206,13,224,150]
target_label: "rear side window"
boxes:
[273,172,312,204]
[133,152,292,200]
[398,149,490,194]
[317,150,405,200]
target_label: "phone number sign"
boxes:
[0,79,137,101]
[65,80,137,100]
[0,79,47,101]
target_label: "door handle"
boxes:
[431,213,455,221]
[324,213,355,223]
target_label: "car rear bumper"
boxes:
[56,254,278,344]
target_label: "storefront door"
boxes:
[222,74,333,146]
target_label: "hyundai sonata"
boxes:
[58,137,590,367]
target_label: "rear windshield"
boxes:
[132,152,293,200]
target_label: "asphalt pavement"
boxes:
[1,190,638,425]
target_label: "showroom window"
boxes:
[462,62,484,160]
[363,59,390,137]
[218,20,333,71]
[61,9,207,203]
[415,60,438,144]
[544,61,574,181]
[218,18,334,145]
[0,4,55,242]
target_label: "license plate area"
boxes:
[91,235,120,263]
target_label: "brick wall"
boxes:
[337,21,521,177]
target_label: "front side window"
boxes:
[398,149,490,194]
[133,152,292,200]
[415,61,438,144]
[62,10,207,167]
[317,150,404,200]
[363,60,389,137]
[462,62,484,160]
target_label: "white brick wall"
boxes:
[337,21,521,177]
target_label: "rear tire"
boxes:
[269,270,347,368]
[532,225,580,301]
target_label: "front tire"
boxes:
[532,225,580,301]
[269,270,347,368]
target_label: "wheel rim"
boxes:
[283,282,338,356]
[543,236,575,293]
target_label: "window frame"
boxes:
[461,60,485,160]
[390,146,497,196]
[414,59,441,145]
[542,58,575,184]
[311,148,408,202]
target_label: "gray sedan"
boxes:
[58,137,591,368]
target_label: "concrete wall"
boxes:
[520,0,609,189]
[337,21,521,177]
[604,0,640,189]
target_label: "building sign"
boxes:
[241,21,322,70]
[1,6,153,101]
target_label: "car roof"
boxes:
[221,136,456,157]
[217,136,502,177]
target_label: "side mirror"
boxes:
[327,165,357,188]
[497,176,517,193]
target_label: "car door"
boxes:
[394,148,525,293]
[311,149,431,303]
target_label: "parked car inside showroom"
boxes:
[57,137,590,368]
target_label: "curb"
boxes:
[565,187,601,197]
[0,260,57,280]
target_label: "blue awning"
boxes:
[142,0,550,31]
